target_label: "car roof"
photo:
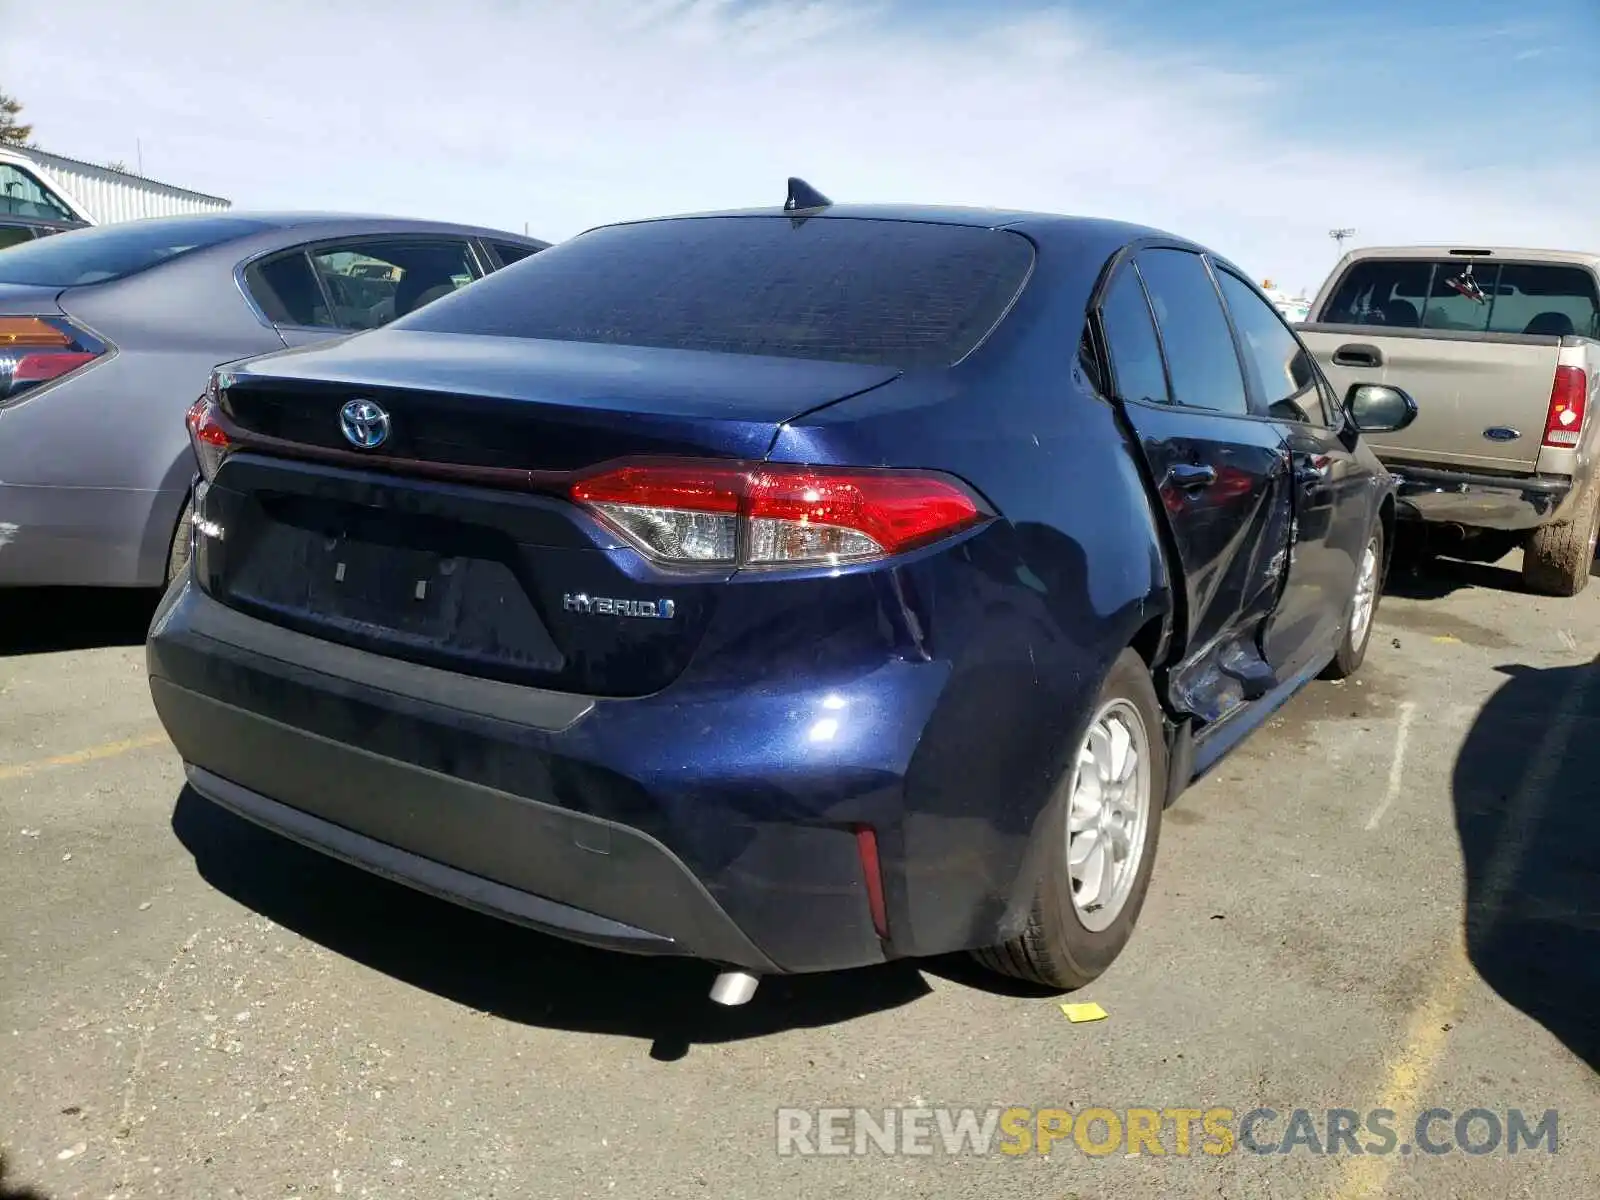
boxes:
[95,210,549,246]
[585,202,1205,263]
[222,212,550,244]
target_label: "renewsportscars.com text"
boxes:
[775,1106,1559,1158]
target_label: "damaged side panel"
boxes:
[1165,465,1295,723]
[1115,399,1294,728]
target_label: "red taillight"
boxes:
[1543,366,1588,448]
[0,316,107,401]
[569,459,986,568]
[186,383,232,482]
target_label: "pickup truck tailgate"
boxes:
[1301,328,1559,471]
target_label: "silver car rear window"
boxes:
[0,216,272,287]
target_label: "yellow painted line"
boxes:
[0,731,170,782]
[1329,945,1470,1200]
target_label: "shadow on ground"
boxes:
[1381,528,1528,598]
[0,588,159,656]
[1382,524,1600,600]
[1453,653,1600,1072]
[171,788,955,1058]
[0,1153,50,1200]
[1384,555,1527,600]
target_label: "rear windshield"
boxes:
[0,215,271,286]
[397,216,1036,368]
[1321,258,1600,338]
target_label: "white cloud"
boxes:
[4,0,1595,291]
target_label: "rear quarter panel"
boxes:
[767,256,1174,951]
[7,246,286,581]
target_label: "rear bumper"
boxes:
[183,762,750,963]
[1385,464,1571,532]
[147,577,997,975]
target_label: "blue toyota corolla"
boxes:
[146,183,1417,1005]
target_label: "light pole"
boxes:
[1330,227,1355,258]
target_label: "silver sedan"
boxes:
[0,212,546,588]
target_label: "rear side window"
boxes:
[245,239,481,331]
[1321,258,1600,338]
[244,254,334,328]
[1098,265,1170,405]
[309,239,480,330]
[1136,249,1249,416]
[490,240,539,266]
[398,216,1036,369]
[0,215,271,286]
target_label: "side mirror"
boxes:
[1345,383,1418,434]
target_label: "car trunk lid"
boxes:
[198,331,901,697]
[220,329,901,467]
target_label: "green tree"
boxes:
[0,91,32,146]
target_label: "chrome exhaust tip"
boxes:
[709,970,760,1006]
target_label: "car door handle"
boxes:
[1166,463,1218,490]
[1332,343,1383,368]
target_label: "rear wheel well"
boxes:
[1130,615,1165,669]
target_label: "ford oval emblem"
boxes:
[1482,426,1521,443]
[339,398,391,449]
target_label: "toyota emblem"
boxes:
[339,398,391,450]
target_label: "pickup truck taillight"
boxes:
[1542,366,1588,448]
[0,316,108,403]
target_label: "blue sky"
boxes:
[4,0,1596,292]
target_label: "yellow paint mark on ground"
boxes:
[0,731,170,782]
[1329,944,1471,1200]
[1430,635,1461,644]
[1060,1002,1108,1023]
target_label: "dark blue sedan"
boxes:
[146,184,1417,1004]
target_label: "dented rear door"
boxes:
[1096,249,1294,726]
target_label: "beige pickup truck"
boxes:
[1298,246,1599,595]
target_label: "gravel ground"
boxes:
[2,552,1597,1200]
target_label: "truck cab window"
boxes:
[1322,260,1432,328]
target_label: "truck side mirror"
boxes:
[1346,383,1418,434]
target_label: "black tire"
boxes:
[971,648,1167,991]
[1522,478,1599,597]
[1322,519,1385,681]
[165,493,195,586]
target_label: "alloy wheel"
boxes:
[1066,699,1153,932]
